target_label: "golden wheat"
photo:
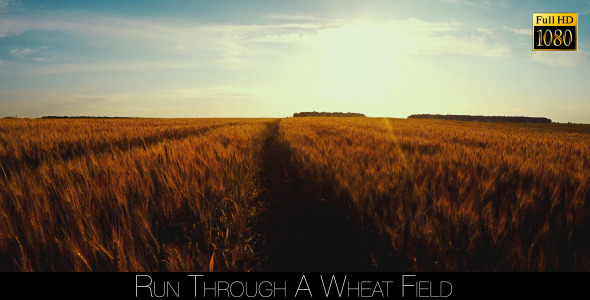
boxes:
[0,118,270,271]
[1,117,589,271]
[280,117,590,271]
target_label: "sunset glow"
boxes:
[0,0,589,122]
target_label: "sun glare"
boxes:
[309,22,398,101]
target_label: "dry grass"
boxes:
[280,117,590,271]
[0,118,269,271]
[1,117,589,271]
[0,118,240,177]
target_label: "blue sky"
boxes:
[1,0,590,122]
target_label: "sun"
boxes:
[310,21,398,101]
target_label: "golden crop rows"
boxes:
[280,117,590,271]
[0,118,269,271]
[1,117,589,271]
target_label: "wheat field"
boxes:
[0,118,268,271]
[280,117,590,271]
[1,117,589,271]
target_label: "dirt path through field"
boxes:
[250,119,379,271]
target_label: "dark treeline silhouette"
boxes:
[293,112,366,117]
[41,116,135,119]
[408,114,552,123]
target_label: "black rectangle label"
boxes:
[533,26,576,50]
[533,13,577,51]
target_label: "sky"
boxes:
[0,0,589,122]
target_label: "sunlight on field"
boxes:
[0,118,270,271]
[0,117,589,271]
[382,117,407,168]
[280,117,590,271]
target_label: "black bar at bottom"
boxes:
[0,272,586,299]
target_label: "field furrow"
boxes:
[1,117,589,271]
[280,117,590,271]
[251,120,388,271]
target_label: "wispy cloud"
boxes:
[530,50,587,67]
[390,18,459,33]
[17,61,211,76]
[507,28,530,36]
[0,11,328,43]
[0,12,331,66]
[302,18,512,58]
[0,86,271,118]
[0,11,515,78]
[441,0,508,10]
[264,14,321,22]
[0,0,16,14]
[9,46,48,59]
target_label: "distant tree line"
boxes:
[408,114,552,123]
[293,112,366,117]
